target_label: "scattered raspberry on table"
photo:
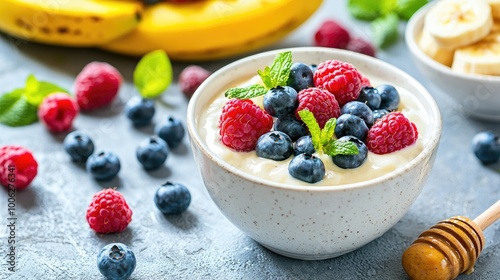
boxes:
[74,62,122,111]
[86,188,133,233]
[178,65,211,98]
[0,145,38,190]
[38,93,79,133]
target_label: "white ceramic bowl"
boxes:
[187,47,442,260]
[406,2,500,122]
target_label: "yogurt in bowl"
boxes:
[187,47,442,260]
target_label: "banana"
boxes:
[418,25,455,67]
[451,23,500,75]
[424,0,493,49]
[99,0,323,61]
[0,0,143,47]
[488,0,500,19]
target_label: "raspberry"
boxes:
[38,93,79,133]
[346,37,376,57]
[75,62,122,111]
[294,87,340,128]
[219,99,273,152]
[314,20,351,49]
[361,75,371,87]
[178,65,211,98]
[366,112,418,155]
[86,188,132,234]
[313,59,363,106]
[0,145,38,190]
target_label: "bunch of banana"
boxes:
[0,0,323,61]
[0,0,143,46]
[419,0,500,75]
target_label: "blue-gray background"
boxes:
[1,1,499,279]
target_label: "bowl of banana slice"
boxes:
[405,0,500,121]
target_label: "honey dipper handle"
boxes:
[473,200,500,231]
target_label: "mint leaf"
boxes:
[380,0,398,15]
[257,51,292,89]
[257,66,274,89]
[397,0,428,20]
[225,51,293,99]
[371,13,399,49]
[323,140,359,157]
[24,74,68,106]
[0,90,38,127]
[347,0,383,20]
[320,118,336,148]
[298,109,321,151]
[133,50,173,98]
[269,51,292,87]
[224,84,267,99]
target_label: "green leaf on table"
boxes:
[24,74,69,106]
[133,49,173,99]
[371,13,400,49]
[397,0,428,20]
[224,84,267,99]
[347,0,384,20]
[0,89,38,127]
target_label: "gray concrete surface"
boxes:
[1,1,499,279]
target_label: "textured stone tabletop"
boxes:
[1,1,500,279]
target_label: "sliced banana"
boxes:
[488,0,500,19]
[425,0,493,49]
[418,25,455,66]
[452,26,500,75]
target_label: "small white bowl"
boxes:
[406,2,500,122]
[187,47,442,260]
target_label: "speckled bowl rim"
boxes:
[405,1,500,82]
[187,47,442,192]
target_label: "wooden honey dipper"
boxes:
[401,200,500,280]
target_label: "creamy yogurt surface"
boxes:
[198,75,430,186]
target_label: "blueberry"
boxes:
[63,131,94,163]
[155,116,185,149]
[274,115,309,142]
[334,113,369,141]
[287,62,314,92]
[124,96,155,127]
[154,181,191,214]
[472,131,500,164]
[136,136,169,170]
[332,136,368,169]
[373,109,390,122]
[341,101,374,127]
[97,243,136,280]
[263,86,298,118]
[357,87,381,110]
[377,84,400,111]
[86,151,121,181]
[288,153,325,183]
[256,131,293,161]
[294,135,315,156]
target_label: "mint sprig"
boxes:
[133,49,173,99]
[0,75,68,127]
[298,109,358,156]
[347,0,428,48]
[225,51,292,99]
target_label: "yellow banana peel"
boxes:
[0,0,323,61]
